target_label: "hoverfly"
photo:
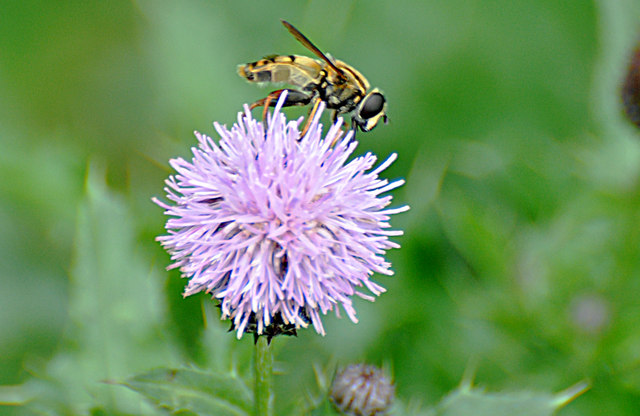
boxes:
[237,20,387,136]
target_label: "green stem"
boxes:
[254,337,273,416]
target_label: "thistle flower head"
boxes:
[154,94,408,339]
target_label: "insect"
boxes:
[237,20,388,136]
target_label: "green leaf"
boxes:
[121,367,253,416]
[21,165,178,415]
[433,381,589,416]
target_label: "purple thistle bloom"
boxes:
[154,95,408,339]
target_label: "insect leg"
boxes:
[326,110,353,146]
[350,117,358,141]
[300,97,323,139]
[249,89,313,121]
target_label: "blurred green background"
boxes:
[2,0,640,415]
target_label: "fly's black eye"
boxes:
[360,93,385,119]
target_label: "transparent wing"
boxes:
[281,20,346,80]
[238,55,323,88]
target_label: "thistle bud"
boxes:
[330,364,395,416]
[623,39,640,128]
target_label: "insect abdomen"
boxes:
[237,55,322,88]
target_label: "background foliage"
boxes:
[1,0,640,415]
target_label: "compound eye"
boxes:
[360,93,385,119]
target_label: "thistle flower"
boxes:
[154,94,408,339]
[330,364,395,416]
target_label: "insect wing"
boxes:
[281,20,346,79]
[238,55,323,88]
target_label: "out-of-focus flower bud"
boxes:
[330,364,395,416]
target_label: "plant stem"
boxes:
[254,337,273,416]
